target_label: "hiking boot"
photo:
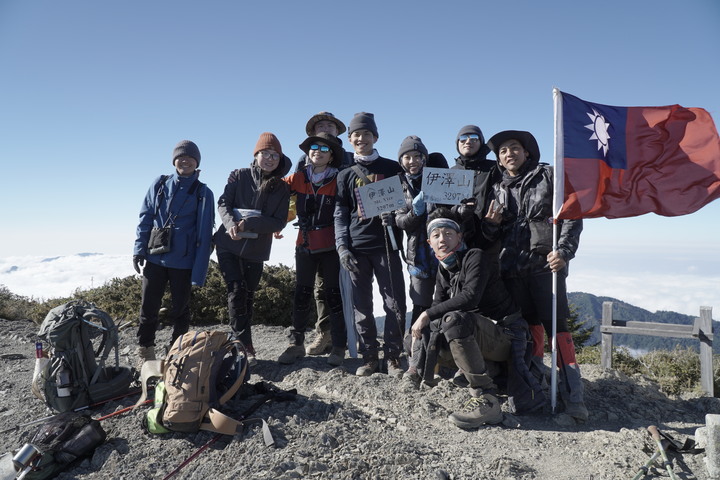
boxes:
[327,347,345,367]
[136,345,156,370]
[386,358,404,378]
[564,400,589,422]
[278,344,305,365]
[356,359,379,376]
[245,345,257,367]
[448,394,503,429]
[306,330,332,355]
[403,367,421,388]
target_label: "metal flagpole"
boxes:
[551,87,565,413]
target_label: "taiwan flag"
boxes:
[553,90,720,220]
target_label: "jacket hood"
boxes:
[455,124,491,159]
[252,154,292,178]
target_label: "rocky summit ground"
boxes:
[1,316,719,480]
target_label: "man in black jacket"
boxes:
[334,112,406,378]
[411,209,542,428]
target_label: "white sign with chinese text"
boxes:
[421,167,475,205]
[356,175,405,218]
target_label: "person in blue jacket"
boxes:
[132,140,215,366]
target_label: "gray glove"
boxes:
[133,255,145,274]
[338,246,358,273]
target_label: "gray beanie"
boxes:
[172,140,201,166]
[348,112,379,138]
[456,125,486,145]
[455,125,490,158]
[398,135,428,161]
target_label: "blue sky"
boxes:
[1,1,719,316]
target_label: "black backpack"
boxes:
[37,300,134,412]
[15,411,107,480]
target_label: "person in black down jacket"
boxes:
[214,132,291,366]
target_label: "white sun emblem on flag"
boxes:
[585,108,611,156]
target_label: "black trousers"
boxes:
[217,251,264,348]
[137,261,192,347]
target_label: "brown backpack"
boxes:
[141,330,249,434]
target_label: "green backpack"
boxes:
[37,300,134,412]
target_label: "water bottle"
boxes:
[31,341,49,401]
[56,366,72,398]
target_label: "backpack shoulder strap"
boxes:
[351,165,372,185]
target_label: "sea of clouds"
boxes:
[1,251,718,319]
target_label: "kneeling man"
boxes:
[411,208,530,428]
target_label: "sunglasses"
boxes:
[258,150,280,161]
[458,134,480,143]
[310,144,331,153]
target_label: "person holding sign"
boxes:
[278,132,347,366]
[393,135,448,382]
[334,112,406,377]
[214,132,291,366]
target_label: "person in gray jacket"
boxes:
[133,140,215,366]
[214,132,291,365]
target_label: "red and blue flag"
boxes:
[554,90,720,219]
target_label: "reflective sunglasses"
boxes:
[310,144,331,153]
[458,133,480,143]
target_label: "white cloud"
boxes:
[1,245,717,320]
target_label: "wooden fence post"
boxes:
[600,301,614,369]
[698,306,714,397]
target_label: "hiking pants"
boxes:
[290,249,345,348]
[504,271,570,335]
[217,252,264,349]
[348,250,406,361]
[312,271,331,335]
[138,261,192,347]
[439,311,511,396]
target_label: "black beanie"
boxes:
[397,135,428,160]
[172,140,201,166]
[348,112,379,138]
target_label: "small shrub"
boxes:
[640,346,701,396]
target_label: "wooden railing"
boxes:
[599,301,714,396]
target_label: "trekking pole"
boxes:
[382,220,406,336]
[630,450,662,480]
[647,425,679,480]
[96,399,152,421]
[0,389,143,435]
[162,387,294,480]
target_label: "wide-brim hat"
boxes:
[299,132,345,168]
[305,111,347,136]
[487,130,541,162]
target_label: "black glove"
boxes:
[133,255,145,274]
[380,211,395,227]
[457,199,477,219]
[338,246,359,274]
